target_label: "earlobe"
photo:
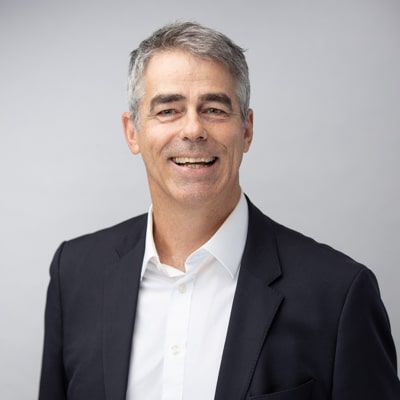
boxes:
[243,109,254,153]
[122,112,141,154]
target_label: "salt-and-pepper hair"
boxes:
[127,22,250,128]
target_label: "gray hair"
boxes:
[127,22,250,127]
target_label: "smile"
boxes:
[171,157,217,169]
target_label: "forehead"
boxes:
[142,50,236,96]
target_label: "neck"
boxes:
[151,191,241,271]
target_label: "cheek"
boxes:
[139,135,169,166]
[229,134,247,156]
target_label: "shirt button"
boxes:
[171,345,180,355]
[177,283,186,294]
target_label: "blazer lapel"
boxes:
[102,219,146,400]
[215,200,284,400]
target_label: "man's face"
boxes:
[122,50,253,209]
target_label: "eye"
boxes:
[206,108,224,114]
[202,107,230,120]
[155,108,182,122]
[158,109,175,116]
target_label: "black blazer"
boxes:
[39,199,400,399]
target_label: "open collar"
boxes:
[141,193,248,280]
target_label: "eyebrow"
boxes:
[199,93,233,112]
[150,94,186,112]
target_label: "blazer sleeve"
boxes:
[332,268,400,399]
[38,243,67,400]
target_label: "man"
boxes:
[39,22,400,399]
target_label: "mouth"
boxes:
[171,156,217,169]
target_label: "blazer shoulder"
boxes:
[56,213,148,270]
[247,199,367,282]
[273,218,364,274]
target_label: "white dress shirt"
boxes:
[126,193,248,400]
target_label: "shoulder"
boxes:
[246,199,384,325]
[247,198,368,284]
[54,213,148,274]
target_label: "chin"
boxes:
[173,188,220,207]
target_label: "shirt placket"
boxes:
[162,275,195,400]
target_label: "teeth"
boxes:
[186,163,205,169]
[173,157,216,165]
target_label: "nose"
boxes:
[179,110,207,141]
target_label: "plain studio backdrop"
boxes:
[1,0,399,398]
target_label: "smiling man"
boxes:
[122,48,252,273]
[39,22,400,400]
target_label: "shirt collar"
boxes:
[141,192,248,280]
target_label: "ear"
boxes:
[122,112,141,154]
[243,108,254,153]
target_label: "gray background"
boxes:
[1,0,399,398]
